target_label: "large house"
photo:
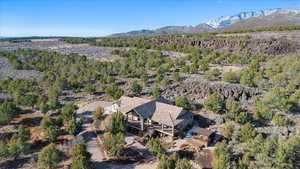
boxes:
[109,96,193,136]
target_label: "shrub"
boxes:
[223,123,235,139]
[110,112,126,134]
[172,72,181,82]
[71,143,91,169]
[240,69,256,87]
[38,144,61,169]
[8,135,30,159]
[239,123,257,142]
[175,96,189,109]
[41,117,60,142]
[130,80,143,95]
[0,141,7,158]
[212,141,232,169]
[222,71,240,83]
[83,84,96,94]
[175,159,192,169]
[152,87,162,98]
[204,93,225,114]
[205,68,221,80]
[61,103,76,120]
[93,106,104,120]
[66,117,81,136]
[235,112,249,124]
[104,85,124,99]
[103,133,125,158]
[148,138,166,156]
[0,100,18,125]
[271,113,292,126]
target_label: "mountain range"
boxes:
[110,8,300,37]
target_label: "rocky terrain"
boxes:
[154,36,298,56]
[0,40,122,61]
[0,56,43,80]
[162,77,259,103]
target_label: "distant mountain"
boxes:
[208,8,300,28]
[109,8,300,37]
[110,24,213,37]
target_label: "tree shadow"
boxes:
[0,157,31,169]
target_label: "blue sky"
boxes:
[0,0,299,37]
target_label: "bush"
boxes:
[41,117,60,142]
[205,68,221,80]
[66,117,81,136]
[152,87,162,98]
[38,144,61,169]
[130,80,143,95]
[61,103,76,120]
[110,112,126,134]
[103,133,125,158]
[0,141,7,158]
[148,138,166,156]
[104,85,124,99]
[223,123,235,139]
[71,143,91,169]
[0,100,18,125]
[157,153,190,169]
[239,123,257,142]
[204,93,225,114]
[222,71,240,83]
[93,106,104,120]
[175,96,189,109]
[271,113,292,126]
[83,84,96,94]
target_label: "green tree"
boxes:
[152,87,162,98]
[61,103,76,120]
[105,85,124,99]
[175,96,189,109]
[83,84,96,94]
[212,141,232,169]
[66,117,81,136]
[8,135,30,159]
[39,102,48,115]
[0,141,7,158]
[175,159,192,169]
[271,113,292,126]
[38,144,61,169]
[130,80,143,95]
[110,112,126,134]
[49,87,60,109]
[0,100,18,125]
[103,133,125,158]
[204,93,225,114]
[239,123,257,142]
[148,138,166,156]
[223,123,235,139]
[71,143,91,169]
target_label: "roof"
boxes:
[119,96,151,114]
[118,96,190,126]
[191,128,214,137]
[151,102,184,126]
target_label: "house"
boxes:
[110,96,193,136]
[187,127,214,148]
